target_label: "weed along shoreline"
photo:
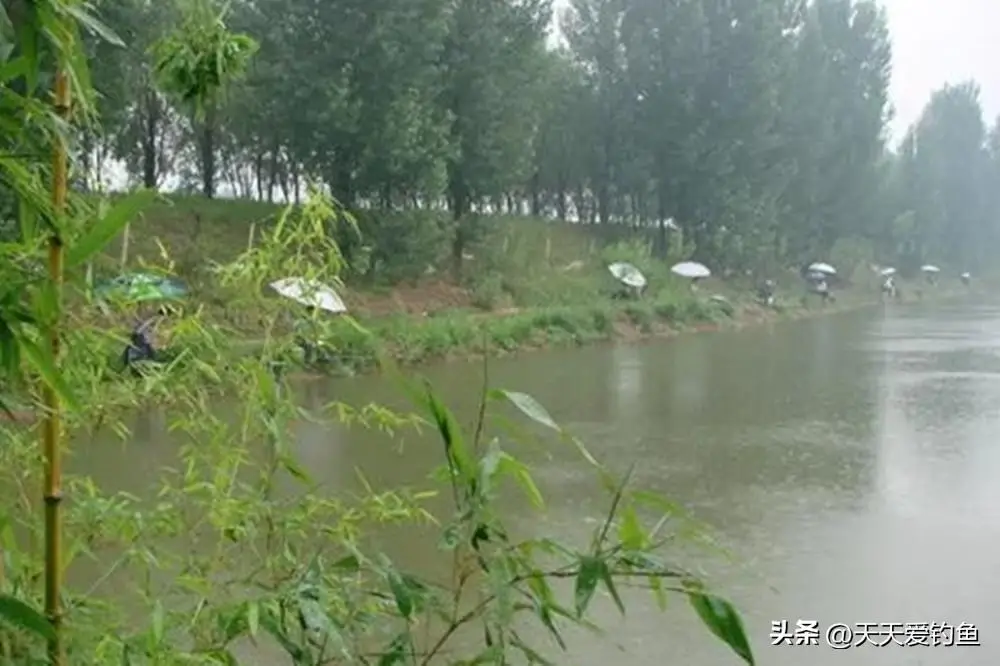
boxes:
[246,285,964,379]
[76,195,976,380]
[66,196,979,382]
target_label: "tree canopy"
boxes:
[81,0,1000,275]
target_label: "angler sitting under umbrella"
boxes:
[270,277,348,365]
[671,261,711,290]
[757,279,776,306]
[804,262,836,304]
[607,262,648,299]
[881,275,896,299]
[93,273,188,374]
[879,267,896,300]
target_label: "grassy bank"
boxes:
[271,285,926,377]
[82,195,974,377]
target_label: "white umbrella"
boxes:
[921,265,940,273]
[608,262,647,288]
[671,261,711,279]
[665,217,680,230]
[270,277,347,313]
[808,262,836,275]
[961,272,971,279]
[880,267,896,276]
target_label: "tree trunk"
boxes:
[141,88,160,189]
[198,105,216,198]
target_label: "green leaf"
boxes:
[259,607,307,662]
[386,569,413,619]
[0,318,19,378]
[66,190,156,268]
[151,600,164,644]
[649,575,668,611]
[278,454,312,483]
[202,650,238,666]
[17,335,77,411]
[510,635,556,665]
[331,554,360,572]
[687,593,754,665]
[598,564,625,615]
[497,453,544,508]
[61,2,125,47]
[573,556,603,617]
[423,383,472,478]
[495,389,559,430]
[0,56,30,87]
[617,505,646,550]
[0,594,55,640]
[526,575,566,649]
[246,601,259,638]
[377,634,408,666]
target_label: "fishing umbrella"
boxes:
[671,261,711,279]
[921,265,940,273]
[607,262,648,289]
[270,277,347,314]
[880,267,896,276]
[807,262,836,276]
[94,272,187,303]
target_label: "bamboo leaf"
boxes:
[497,453,544,508]
[424,383,472,478]
[17,335,77,410]
[617,505,646,550]
[278,454,311,483]
[377,634,408,665]
[66,190,156,268]
[246,601,259,638]
[494,389,559,430]
[61,2,125,47]
[510,635,556,665]
[598,563,626,615]
[687,592,755,665]
[0,594,55,640]
[573,556,602,617]
[386,569,413,619]
[151,600,164,644]
[0,56,29,86]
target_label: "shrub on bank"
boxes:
[273,292,728,375]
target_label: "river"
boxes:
[76,300,999,664]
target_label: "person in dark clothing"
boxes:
[757,279,776,306]
[122,316,158,373]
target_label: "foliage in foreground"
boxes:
[0,185,755,664]
[0,2,753,664]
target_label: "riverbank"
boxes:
[249,282,969,377]
[74,195,984,379]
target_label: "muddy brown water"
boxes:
[70,299,1000,664]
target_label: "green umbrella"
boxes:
[94,272,187,303]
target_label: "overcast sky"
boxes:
[551,0,999,141]
[883,0,999,137]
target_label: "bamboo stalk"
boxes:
[119,222,130,269]
[43,65,70,665]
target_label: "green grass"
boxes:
[76,194,974,377]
